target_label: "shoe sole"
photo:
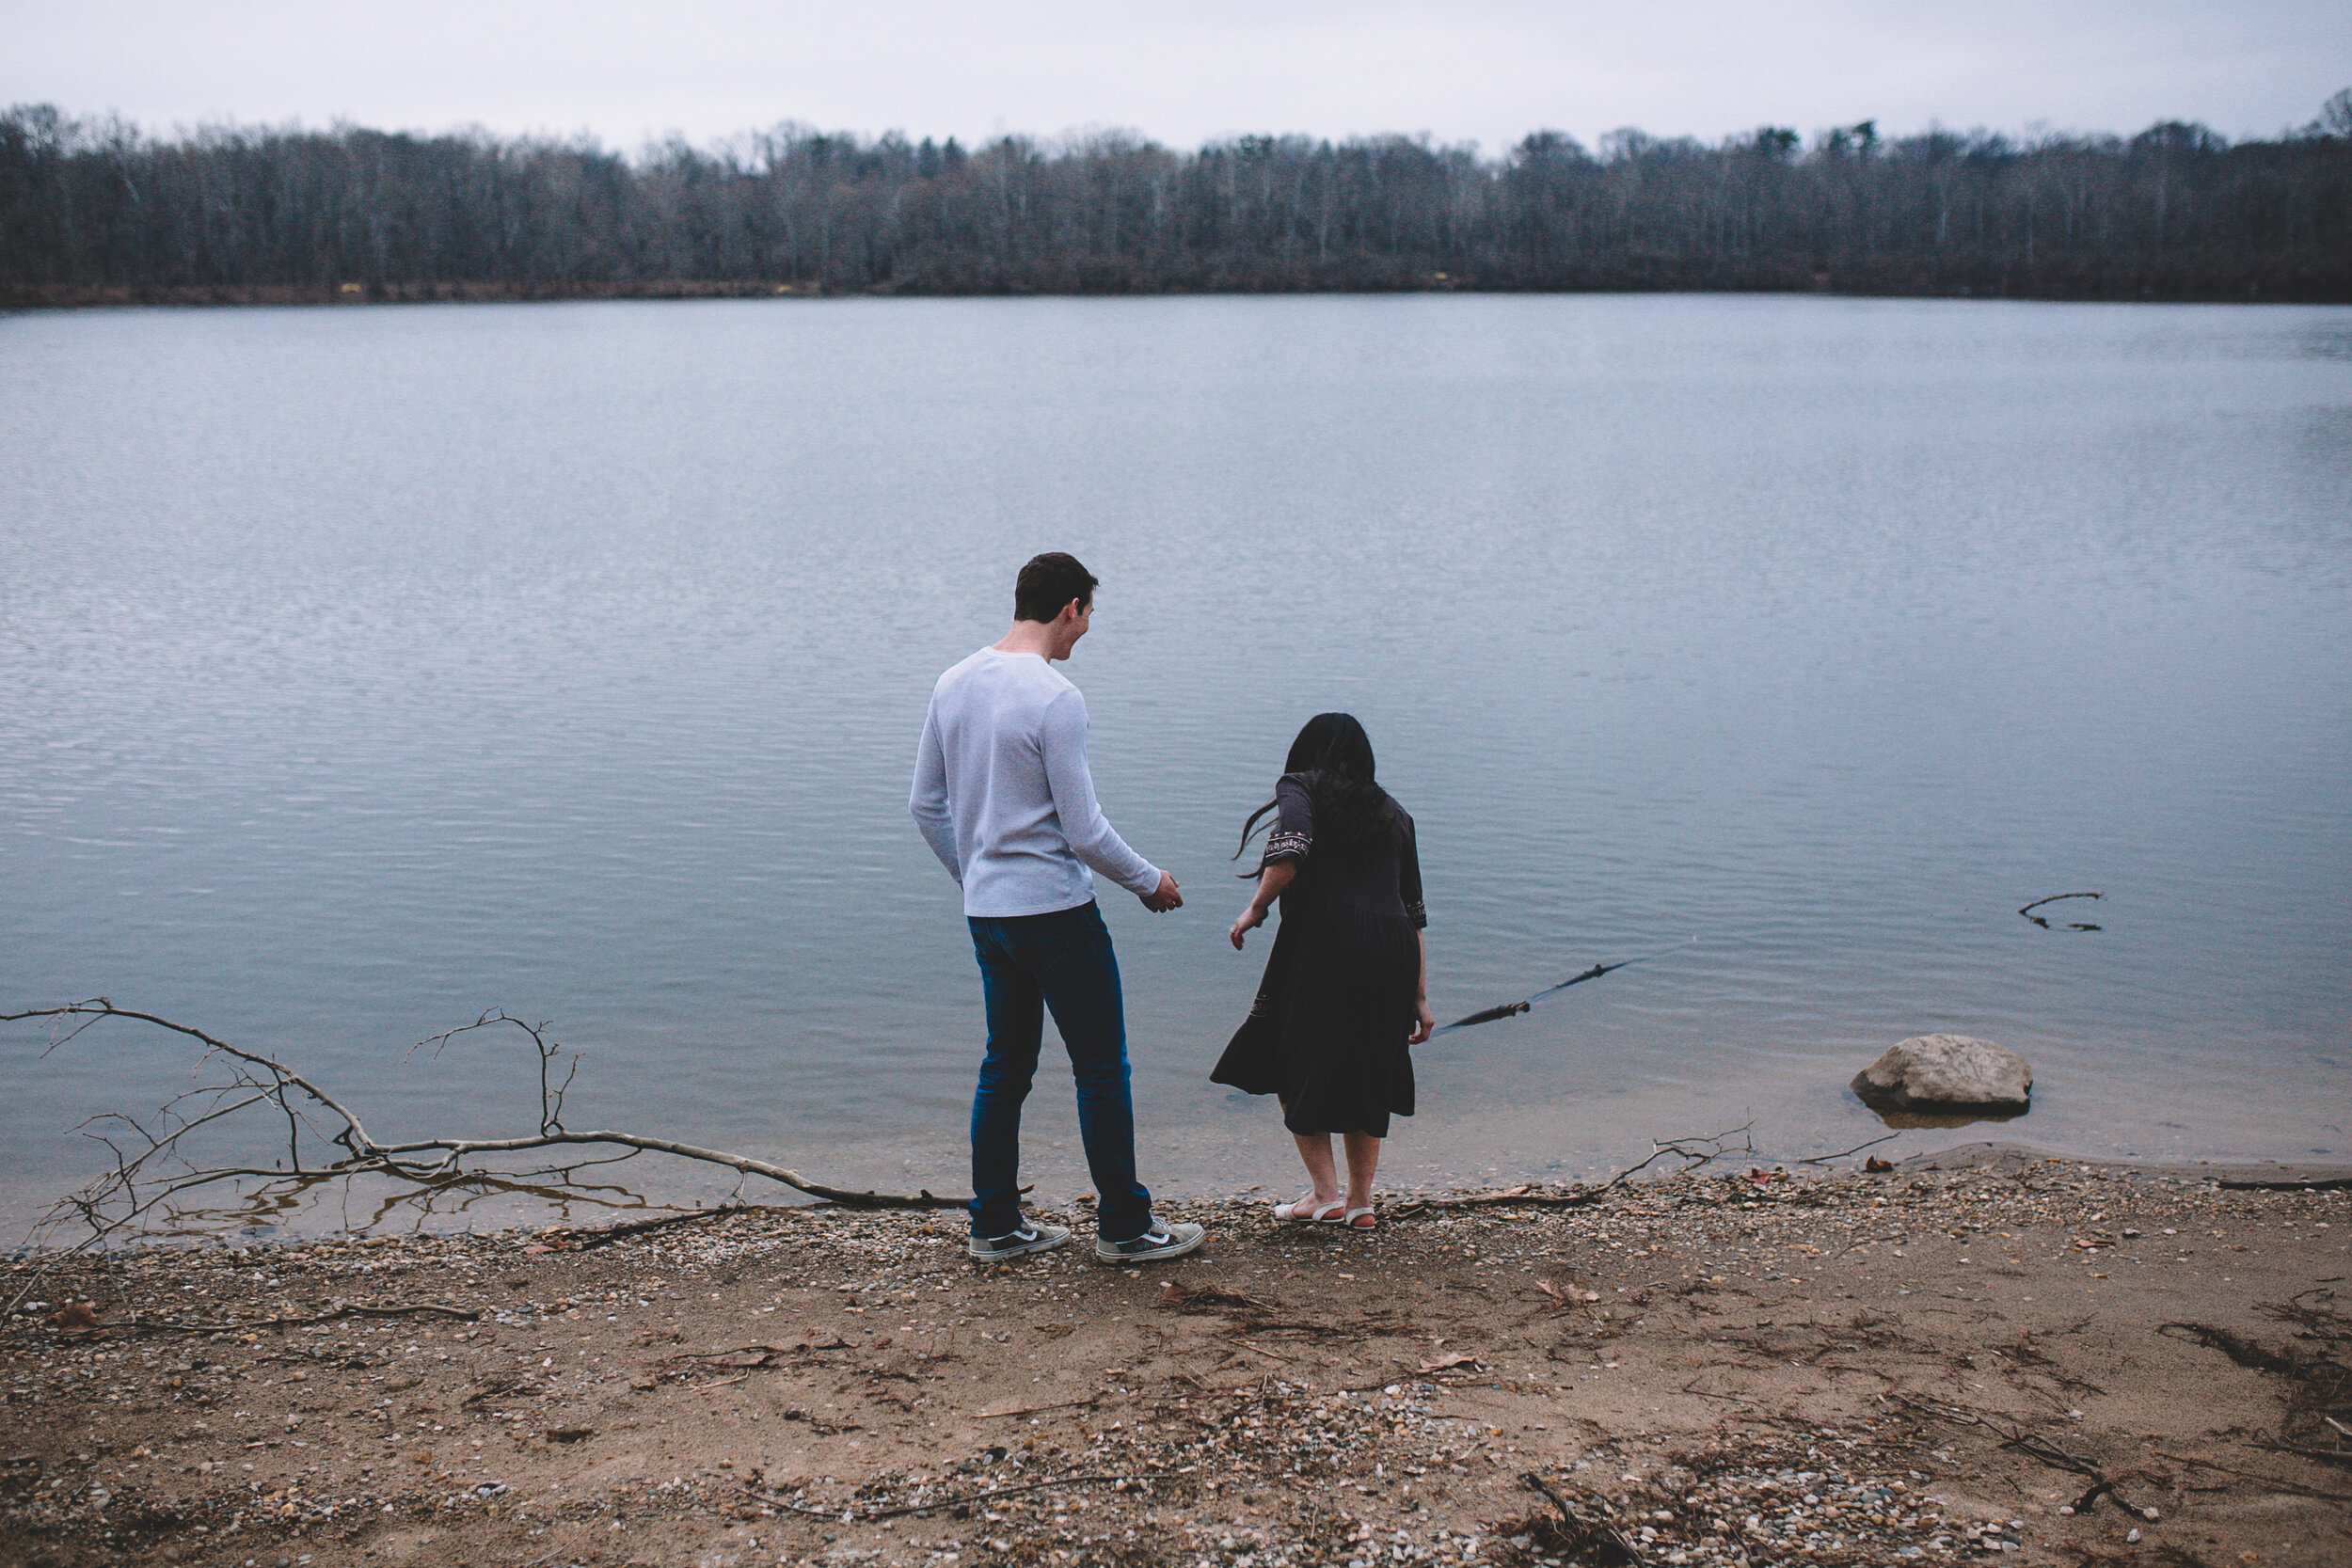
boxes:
[1092,1234,1206,1265]
[967,1234,1071,1262]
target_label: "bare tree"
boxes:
[4,103,2348,305]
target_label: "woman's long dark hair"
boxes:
[1234,712,1393,865]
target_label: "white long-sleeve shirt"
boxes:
[909,646,1161,918]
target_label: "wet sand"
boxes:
[5,1144,2348,1568]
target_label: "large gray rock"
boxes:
[1850,1035,2032,1113]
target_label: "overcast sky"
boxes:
[8,1,2347,153]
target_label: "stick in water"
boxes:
[1433,940,1696,1036]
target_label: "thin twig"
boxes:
[1796,1132,1899,1166]
[2253,1443,2352,1469]
[2149,1450,2352,1502]
[974,1396,1102,1419]
[1887,1394,2111,1482]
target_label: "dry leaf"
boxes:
[1864,1156,1896,1173]
[543,1428,595,1444]
[1419,1353,1481,1374]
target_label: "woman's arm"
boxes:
[1229,860,1296,949]
[1408,929,1434,1043]
[1400,811,1432,1042]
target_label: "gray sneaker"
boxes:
[1093,1216,1206,1264]
[967,1221,1072,1262]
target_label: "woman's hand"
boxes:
[1230,862,1295,949]
[1407,999,1436,1045]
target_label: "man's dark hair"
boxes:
[1014,552,1099,623]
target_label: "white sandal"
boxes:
[1273,1197,1346,1223]
[1341,1207,1378,1230]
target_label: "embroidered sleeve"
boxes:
[1406,899,1427,930]
[1263,829,1311,864]
[1263,775,1314,865]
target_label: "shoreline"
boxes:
[5,1142,2348,1567]
[9,1136,2349,1257]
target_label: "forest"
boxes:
[4,93,2349,306]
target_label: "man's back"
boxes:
[911,645,1158,919]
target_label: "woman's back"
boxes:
[1267,771,1423,929]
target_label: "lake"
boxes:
[3,293,2347,1238]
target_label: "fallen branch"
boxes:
[1,999,970,1278]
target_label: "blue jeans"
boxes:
[966,900,1153,1243]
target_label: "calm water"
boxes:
[3,294,2348,1237]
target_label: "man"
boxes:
[911,552,1207,1265]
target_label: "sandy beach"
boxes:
[4,1144,2347,1568]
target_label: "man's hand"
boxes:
[1139,871,1184,912]
[1407,999,1435,1045]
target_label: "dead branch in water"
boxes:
[1,999,968,1290]
[2018,891,2104,930]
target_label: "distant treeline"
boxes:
[5,95,2351,306]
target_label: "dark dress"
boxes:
[1210,772,1426,1137]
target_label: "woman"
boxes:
[1213,713,1432,1229]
